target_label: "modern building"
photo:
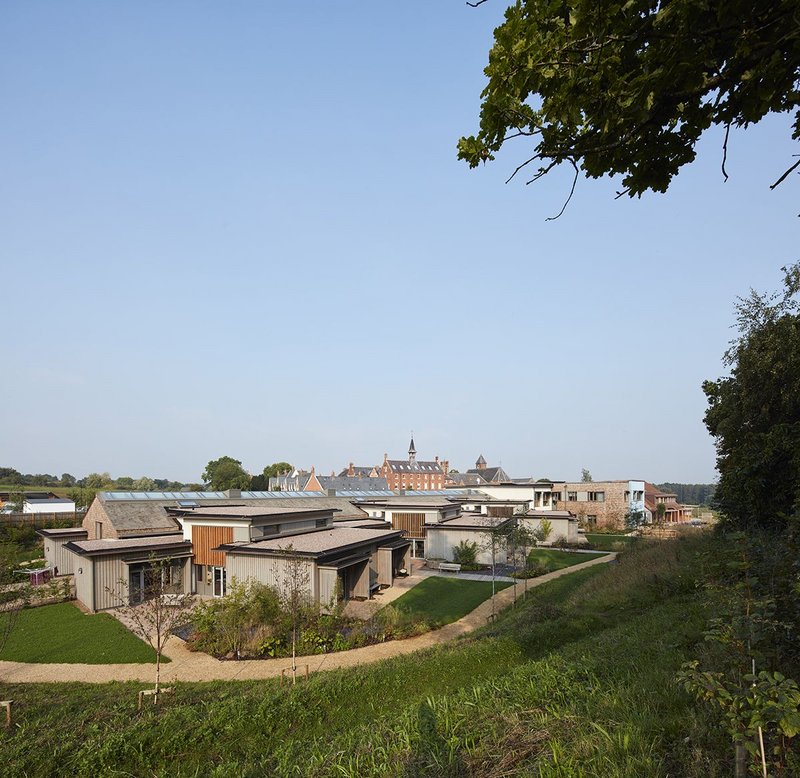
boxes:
[23,497,76,514]
[553,480,646,529]
[53,490,412,612]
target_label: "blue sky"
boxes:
[2,2,797,484]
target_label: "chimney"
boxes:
[225,488,241,499]
[348,462,355,477]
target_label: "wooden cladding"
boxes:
[392,512,425,539]
[192,525,233,567]
[487,506,515,518]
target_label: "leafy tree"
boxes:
[581,468,593,483]
[655,503,667,525]
[68,487,97,511]
[0,468,22,484]
[202,456,251,491]
[262,462,293,480]
[703,263,800,531]
[459,1,800,211]
[132,476,156,491]
[60,473,76,487]
[625,508,646,530]
[115,476,134,489]
[81,472,113,490]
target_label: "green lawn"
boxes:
[0,603,161,664]
[527,547,607,570]
[584,532,639,551]
[391,576,512,626]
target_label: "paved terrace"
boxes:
[0,553,614,684]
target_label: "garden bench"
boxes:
[438,562,461,573]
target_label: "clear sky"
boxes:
[2,2,797,485]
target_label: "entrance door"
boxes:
[212,566,226,597]
[129,567,144,604]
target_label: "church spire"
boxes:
[408,433,417,464]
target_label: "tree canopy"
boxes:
[703,264,800,530]
[202,456,251,491]
[458,1,800,209]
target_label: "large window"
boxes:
[587,491,605,502]
[567,491,577,501]
[128,560,183,604]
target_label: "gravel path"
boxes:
[0,553,614,684]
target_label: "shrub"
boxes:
[452,540,479,566]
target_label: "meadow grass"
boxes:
[0,602,160,663]
[585,532,638,550]
[0,534,725,777]
[391,576,512,625]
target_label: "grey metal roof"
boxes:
[66,534,191,556]
[428,515,512,529]
[384,460,443,473]
[223,527,402,556]
[174,505,337,519]
[36,527,88,537]
[316,476,389,491]
[94,492,375,535]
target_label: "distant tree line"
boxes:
[0,467,196,492]
[656,483,716,506]
[0,458,296,507]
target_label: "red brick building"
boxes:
[379,438,448,491]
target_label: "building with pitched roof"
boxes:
[379,437,448,491]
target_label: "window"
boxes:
[95,521,103,539]
[624,491,630,501]
[567,491,577,501]
[315,518,328,528]
[587,491,605,502]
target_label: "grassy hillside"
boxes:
[0,534,730,777]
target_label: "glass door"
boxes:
[212,566,226,597]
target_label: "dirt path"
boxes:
[0,553,614,684]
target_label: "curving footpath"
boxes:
[0,553,614,684]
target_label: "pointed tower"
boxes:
[408,435,417,465]
[476,454,487,471]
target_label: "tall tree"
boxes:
[262,462,293,480]
[703,263,800,530]
[581,468,593,483]
[459,1,800,212]
[202,456,251,491]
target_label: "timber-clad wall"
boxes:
[488,506,514,517]
[392,512,425,539]
[226,554,316,601]
[193,526,233,566]
[44,536,85,575]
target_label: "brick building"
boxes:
[379,438,448,491]
[553,479,646,529]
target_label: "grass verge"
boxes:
[391,576,512,625]
[527,547,607,570]
[0,602,160,664]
